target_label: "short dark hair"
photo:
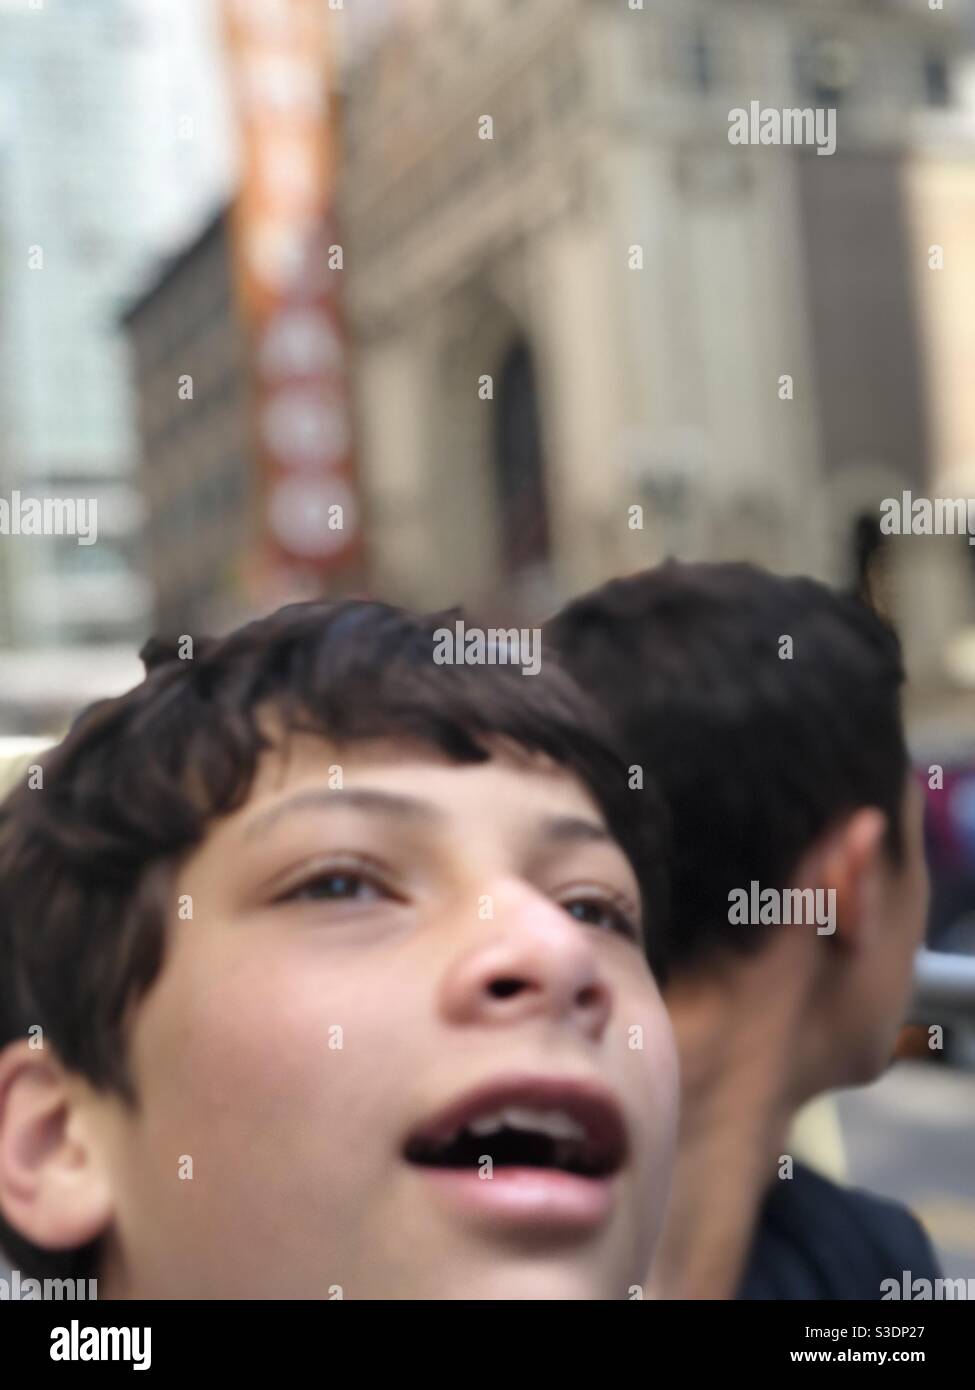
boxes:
[546,561,909,975]
[0,598,668,1281]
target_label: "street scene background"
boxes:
[1,0,974,1285]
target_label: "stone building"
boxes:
[339,0,975,687]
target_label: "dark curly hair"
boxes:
[546,561,909,975]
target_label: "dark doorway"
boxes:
[852,512,893,618]
[492,339,551,577]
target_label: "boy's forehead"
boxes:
[242,732,602,821]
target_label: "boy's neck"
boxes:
[649,941,820,1300]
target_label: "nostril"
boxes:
[576,984,602,1009]
[488,978,526,999]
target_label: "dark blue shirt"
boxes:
[738,1162,942,1300]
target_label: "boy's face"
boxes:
[92,735,677,1299]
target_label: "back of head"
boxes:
[546,561,908,976]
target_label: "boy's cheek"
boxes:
[134,936,415,1144]
[617,979,674,1065]
[623,1001,679,1140]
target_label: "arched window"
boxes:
[492,339,551,577]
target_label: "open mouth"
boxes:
[403,1078,626,1180]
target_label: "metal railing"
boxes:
[910,949,975,1026]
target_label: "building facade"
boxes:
[338,0,975,687]
[121,209,257,635]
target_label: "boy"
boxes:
[0,599,677,1300]
[547,561,939,1299]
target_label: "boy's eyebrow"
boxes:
[241,787,447,840]
[538,815,615,847]
[241,794,614,852]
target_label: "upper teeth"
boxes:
[465,1107,587,1142]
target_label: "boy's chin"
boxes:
[104,1266,630,1300]
[371,1257,631,1302]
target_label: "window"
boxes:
[54,540,130,577]
[689,29,714,93]
[492,339,551,577]
[924,54,950,108]
[797,37,858,109]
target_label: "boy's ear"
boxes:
[819,808,888,951]
[0,1039,114,1254]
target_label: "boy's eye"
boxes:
[280,871,386,904]
[562,896,640,942]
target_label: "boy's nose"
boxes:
[438,888,614,1040]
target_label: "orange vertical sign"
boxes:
[220,0,360,599]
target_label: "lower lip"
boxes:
[411,1165,618,1231]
